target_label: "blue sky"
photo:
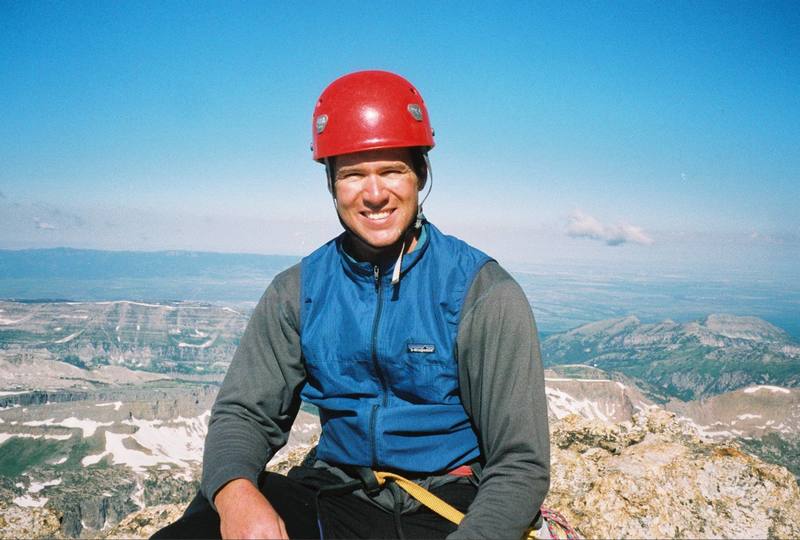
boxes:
[1,1,798,278]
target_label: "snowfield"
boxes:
[546,387,615,422]
[80,411,211,479]
[0,432,72,444]
[743,385,791,394]
[23,417,114,437]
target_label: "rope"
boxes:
[541,508,580,540]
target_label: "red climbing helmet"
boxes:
[311,70,435,161]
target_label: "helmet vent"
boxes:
[315,114,328,134]
[407,104,423,121]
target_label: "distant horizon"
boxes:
[2,246,798,339]
[2,2,798,282]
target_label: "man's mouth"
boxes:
[363,210,393,221]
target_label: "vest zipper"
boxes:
[369,264,388,468]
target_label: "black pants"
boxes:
[151,469,477,539]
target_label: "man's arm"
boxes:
[200,264,305,510]
[450,261,550,539]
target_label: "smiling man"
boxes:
[153,71,550,539]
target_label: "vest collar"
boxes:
[336,221,431,283]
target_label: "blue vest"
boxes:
[299,223,492,472]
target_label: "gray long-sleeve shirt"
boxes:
[201,260,550,539]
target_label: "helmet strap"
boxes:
[416,152,433,229]
[324,158,338,210]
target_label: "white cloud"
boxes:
[566,209,653,246]
[34,217,57,230]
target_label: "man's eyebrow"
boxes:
[336,165,362,175]
[337,161,411,174]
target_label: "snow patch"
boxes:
[0,432,72,444]
[82,410,211,479]
[546,387,611,422]
[131,477,145,509]
[13,494,47,508]
[737,414,762,420]
[177,337,216,349]
[743,385,790,394]
[678,417,733,439]
[23,417,113,437]
[95,401,123,411]
[95,300,176,310]
[22,418,57,427]
[0,313,34,325]
[53,330,85,344]
[29,478,61,493]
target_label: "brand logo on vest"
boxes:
[408,343,435,353]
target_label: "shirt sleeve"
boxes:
[449,261,551,539]
[200,263,305,509]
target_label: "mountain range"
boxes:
[542,314,800,400]
[2,299,799,537]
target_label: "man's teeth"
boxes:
[365,211,391,220]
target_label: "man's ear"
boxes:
[325,157,336,196]
[413,152,428,191]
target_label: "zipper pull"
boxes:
[373,265,380,290]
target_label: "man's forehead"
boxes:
[334,148,414,169]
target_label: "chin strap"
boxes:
[391,153,433,285]
[325,158,338,210]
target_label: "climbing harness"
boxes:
[372,470,580,539]
[314,466,580,540]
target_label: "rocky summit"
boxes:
[12,409,797,540]
[545,409,800,539]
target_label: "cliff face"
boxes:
[545,409,800,539]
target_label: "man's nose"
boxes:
[362,174,388,206]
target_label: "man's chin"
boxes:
[357,233,401,251]
[344,229,406,261]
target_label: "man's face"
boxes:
[333,148,420,250]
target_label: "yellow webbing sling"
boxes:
[373,470,573,540]
[373,471,466,525]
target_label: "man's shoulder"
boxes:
[266,262,301,299]
[426,224,495,283]
[462,261,526,316]
[469,260,516,293]
[428,223,490,257]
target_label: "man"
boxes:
[154,70,549,539]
